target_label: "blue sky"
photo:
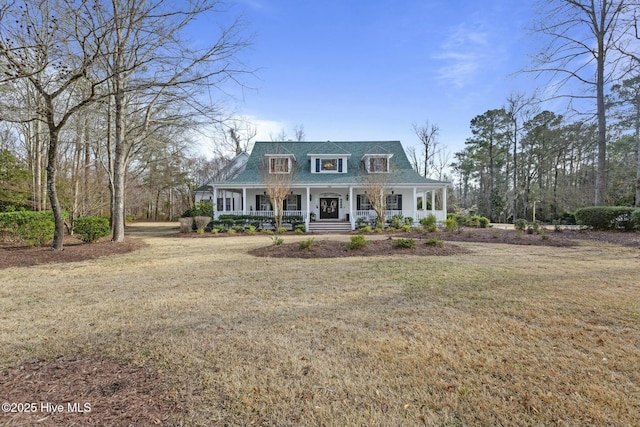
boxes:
[203,0,542,160]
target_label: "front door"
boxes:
[319,198,339,219]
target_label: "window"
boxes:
[356,195,371,210]
[270,157,290,173]
[256,194,271,211]
[369,157,388,173]
[321,159,337,171]
[313,157,345,173]
[386,194,402,210]
[285,194,301,211]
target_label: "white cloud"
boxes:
[433,24,493,89]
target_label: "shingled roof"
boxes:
[218,141,448,186]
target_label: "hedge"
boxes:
[0,210,57,246]
[574,206,639,231]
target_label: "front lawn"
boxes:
[1,229,638,426]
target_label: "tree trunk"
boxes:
[46,127,64,251]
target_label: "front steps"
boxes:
[308,221,352,233]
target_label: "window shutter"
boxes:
[338,158,343,172]
[315,158,320,173]
[356,195,361,210]
[296,195,301,210]
[255,195,260,211]
[397,194,402,210]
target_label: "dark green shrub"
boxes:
[293,223,306,233]
[558,212,576,225]
[74,216,110,243]
[477,216,490,228]
[420,215,437,232]
[514,218,527,231]
[0,210,56,245]
[633,210,640,230]
[181,201,213,218]
[392,238,415,249]
[575,206,638,231]
[347,234,368,250]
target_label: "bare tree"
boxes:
[412,121,440,178]
[260,151,296,235]
[359,160,394,229]
[529,0,638,205]
[0,0,110,250]
[102,0,250,242]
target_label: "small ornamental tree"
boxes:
[359,157,394,229]
[261,148,296,235]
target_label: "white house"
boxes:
[197,141,449,232]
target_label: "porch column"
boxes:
[442,186,447,220]
[305,187,310,231]
[412,186,417,225]
[213,187,218,219]
[242,187,247,214]
[349,186,354,230]
[431,189,436,217]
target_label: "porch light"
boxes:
[309,194,312,201]
[346,194,349,201]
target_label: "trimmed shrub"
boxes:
[477,216,490,228]
[347,234,369,250]
[392,238,415,249]
[575,206,638,231]
[74,217,110,243]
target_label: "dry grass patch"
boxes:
[1,231,639,426]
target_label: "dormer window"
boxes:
[363,153,393,173]
[267,156,293,173]
[321,159,337,171]
[309,156,348,173]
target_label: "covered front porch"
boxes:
[204,184,448,231]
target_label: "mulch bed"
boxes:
[0,357,181,427]
[0,236,146,270]
[250,237,471,258]
[246,228,639,258]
